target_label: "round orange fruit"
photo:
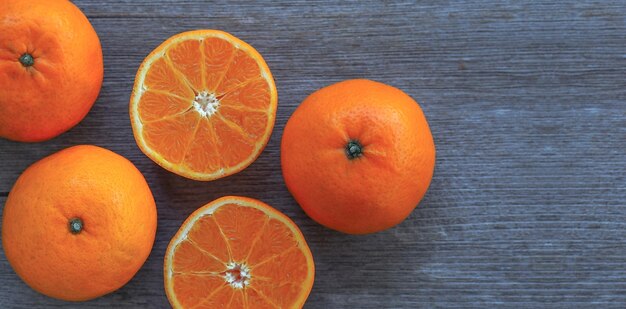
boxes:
[0,0,103,142]
[164,196,314,308]
[2,145,157,301]
[281,79,436,234]
[130,30,277,181]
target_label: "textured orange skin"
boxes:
[0,0,103,142]
[281,79,436,234]
[2,145,157,301]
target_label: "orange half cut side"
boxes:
[130,30,277,181]
[164,196,315,308]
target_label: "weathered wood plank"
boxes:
[0,0,625,308]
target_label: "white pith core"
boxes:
[224,262,251,289]
[193,91,220,117]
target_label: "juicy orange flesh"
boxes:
[137,37,272,174]
[171,204,309,308]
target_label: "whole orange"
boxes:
[0,0,103,142]
[281,79,436,234]
[2,145,157,301]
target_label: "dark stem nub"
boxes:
[68,218,83,234]
[345,140,364,160]
[19,53,35,67]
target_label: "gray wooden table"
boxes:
[1,0,625,308]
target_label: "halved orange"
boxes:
[130,30,277,181]
[164,196,315,308]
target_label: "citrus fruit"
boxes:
[130,30,277,181]
[0,0,103,142]
[164,196,314,308]
[2,145,157,301]
[281,79,436,234]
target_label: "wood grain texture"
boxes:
[1,0,625,308]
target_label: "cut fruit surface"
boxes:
[130,30,277,181]
[164,196,315,309]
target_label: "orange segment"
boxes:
[171,274,224,308]
[219,106,269,140]
[246,288,278,309]
[130,30,277,181]
[172,240,224,274]
[143,57,194,99]
[229,290,245,308]
[141,112,200,164]
[246,219,298,266]
[215,50,262,94]
[164,196,315,309]
[137,91,191,123]
[212,204,267,262]
[166,39,203,91]
[252,249,310,284]
[195,287,234,309]
[186,211,230,263]
[220,78,272,111]
[212,116,256,168]
[252,282,302,308]
[203,37,236,92]
[181,119,223,176]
